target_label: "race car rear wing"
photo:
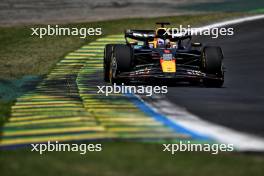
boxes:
[124,29,193,44]
[125,29,155,41]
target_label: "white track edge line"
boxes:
[142,95,264,151]
[199,14,264,31]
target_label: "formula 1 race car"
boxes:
[104,22,224,87]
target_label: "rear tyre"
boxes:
[110,44,133,84]
[201,46,224,87]
[104,44,115,82]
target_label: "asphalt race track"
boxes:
[166,18,264,137]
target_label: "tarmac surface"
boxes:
[166,18,264,137]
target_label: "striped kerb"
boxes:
[0,35,192,147]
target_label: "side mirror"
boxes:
[191,42,202,47]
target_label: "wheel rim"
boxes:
[109,57,117,84]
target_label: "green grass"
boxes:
[0,101,13,128]
[1,142,264,176]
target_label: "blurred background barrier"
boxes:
[0,0,263,26]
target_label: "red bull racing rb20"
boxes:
[104,23,224,87]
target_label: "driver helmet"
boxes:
[157,38,165,48]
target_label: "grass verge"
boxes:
[1,142,264,176]
[0,101,13,128]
